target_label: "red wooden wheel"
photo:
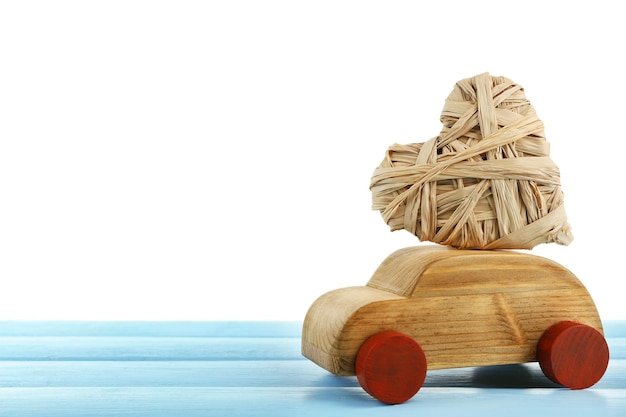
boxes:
[355,330,427,404]
[537,321,609,389]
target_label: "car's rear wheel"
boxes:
[355,330,427,404]
[537,321,609,389]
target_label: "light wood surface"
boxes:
[302,245,603,377]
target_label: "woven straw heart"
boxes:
[370,73,573,249]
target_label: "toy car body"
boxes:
[302,245,609,404]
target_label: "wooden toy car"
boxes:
[302,245,609,404]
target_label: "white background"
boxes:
[1,1,624,321]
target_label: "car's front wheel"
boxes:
[537,321,609,389]
[355,330,427,404]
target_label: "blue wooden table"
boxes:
[0,321,624,416]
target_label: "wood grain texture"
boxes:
[356,330,427,404]
[302,245,604,376]
[537,321,610,389]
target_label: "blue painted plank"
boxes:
[0,321,302,338]
[610,338,626,360]
[0,360,624,389]
[0,337,303,361]
[0,321,622,416]
[0,360,351,388]
[603,321,626,338]
[0,387,624,417]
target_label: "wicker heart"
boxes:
[370,73,572,249]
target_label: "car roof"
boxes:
[366,245,583,297]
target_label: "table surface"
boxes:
[0,320,624,416]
